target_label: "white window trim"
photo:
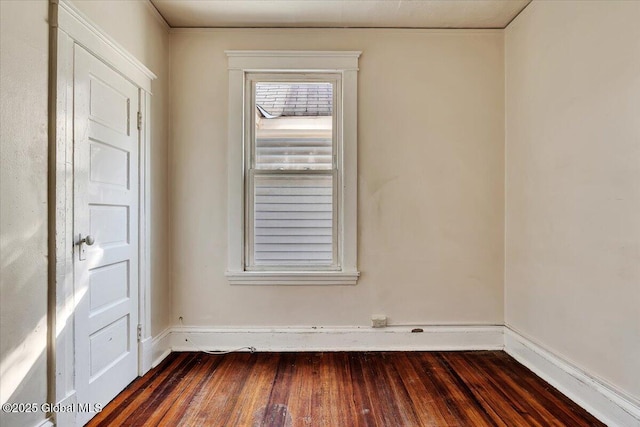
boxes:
[225,51,360,285]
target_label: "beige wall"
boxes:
[0,2,49,426]
[72,0,172,336]
[505,0,640,401]
[170,29,505,327]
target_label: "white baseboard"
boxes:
[168,325,504,352]
[151,327,172,368]
[504,326,640,427]
[139,336,153,375]
[33,418,54,427]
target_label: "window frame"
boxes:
[225,51,360,285]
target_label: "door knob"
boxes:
[78,234,95,261]
[79,234,95,246]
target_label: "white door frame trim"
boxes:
[48,0,155,423]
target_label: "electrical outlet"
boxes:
[371,314,387,328]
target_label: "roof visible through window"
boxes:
[256,83,333,118]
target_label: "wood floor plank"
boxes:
[122,353,204,426]
[318,353,361,427]
[442,352,543,427]
[285,353,318,425]
[261,352,297,426]
[226,353,281,426]
[414,352,498,426]
[377,353,424,426]
[89,351,606,427]
[353,352,416,426]
[151,353,223,426]
[88,352,191,426]
[394,353,458,426]
[481,352,603,427]
[464,352,562,426]
[174,353,253,427]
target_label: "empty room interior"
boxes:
[1,0,639,426]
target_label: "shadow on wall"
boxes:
[0,218,48,424]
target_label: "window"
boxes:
[225,51,360,285]
[249,79,336,268]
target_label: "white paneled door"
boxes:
[73,45,140,425]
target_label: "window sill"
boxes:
[225,270,360,286]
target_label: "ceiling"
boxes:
[151,0,531,29]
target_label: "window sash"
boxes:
[246,171,339,270]
[245,74,342,271]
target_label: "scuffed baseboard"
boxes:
[168,324,504,352]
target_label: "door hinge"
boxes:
[137,111,142,131]
[137,324,142,342]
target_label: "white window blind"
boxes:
[253,175,333,265]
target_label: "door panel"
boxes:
[89,142,130,187]
[89,261,129,312]
[89,205,129,246]
[73,44,139,425]
[89,76,131,134]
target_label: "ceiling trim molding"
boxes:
[504,0,533,29]
[144,0,171,32]
[171,25,506,30]
[170,27,504,34]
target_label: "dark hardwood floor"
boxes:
[87,351,604,426]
